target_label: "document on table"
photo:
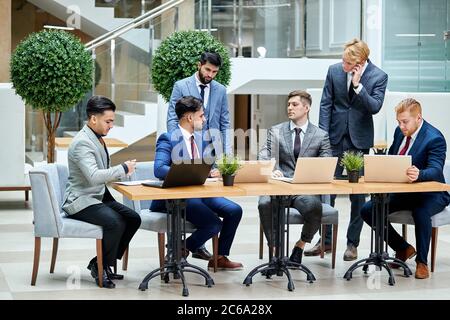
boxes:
[114,179,159,186]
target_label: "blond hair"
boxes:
[395,98,422,116]
[343,38,370,64]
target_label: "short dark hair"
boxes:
[199,52,222,67]
[175,96,203,119]
[287,90,312,107]
[86,95,116,119]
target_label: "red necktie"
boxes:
[190,135,198,159]
[398,136,411,155]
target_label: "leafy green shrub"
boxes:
[10,30,93,162]
[340,151,364,172]
[216,155,241,176]
[151,30,231,102]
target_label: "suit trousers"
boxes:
[184,197,242,256]
[258,195,322,246]
[69,189,141,266]
[323,135,368,247]
[361,193,447,264]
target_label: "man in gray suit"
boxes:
[166,51,231,261]
[63,96,141,288]
[258,90,332,265]
[313,38,388,261]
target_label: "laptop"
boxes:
[275,157,338,183]
[234,160,276,183]
[142,161,212,188]
[364,155,412,183]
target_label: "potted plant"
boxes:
[216,155,242,186]
[340,151,364,183]
[151,30,231,102]
[10,30,93,163]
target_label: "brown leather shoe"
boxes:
[390,245,416,269]
[208,256,243,271]
[303,240,332,256]
[415,262,429,279]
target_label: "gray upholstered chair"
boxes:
[122,161,219,272]
[388,161,450,272]
[259,195,339,269]
[29,164,104,287]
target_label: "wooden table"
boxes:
[334,178,450,285]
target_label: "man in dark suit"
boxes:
[151,96,243,271]
[258,90,332,264]
[63,96,142,288]
[361,98,450,279]
[312,38,388,261]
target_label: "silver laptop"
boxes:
[234,160,276,183]
[364,155,412,183]
[275,157,338,184]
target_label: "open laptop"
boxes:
[142,161,212,188]
[234,160,276,183]
[364,155,412,183]
[275,157,338,183]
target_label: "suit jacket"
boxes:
[166,74,231,155]
[150,128,214,212]
[259,121,332,178]
[389,120,450,205]
[62,125,126,215]
[319,60,388,150]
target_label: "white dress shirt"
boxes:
[347,60,368,95]
[179,125,199,159]
[195,73,210,109]
[290,120,309,151]
[397,120,423,155]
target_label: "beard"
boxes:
[198,71,212,84]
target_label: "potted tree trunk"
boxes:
[340,151,364,183]
[217,155,241,186]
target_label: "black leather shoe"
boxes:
[87,260,116,289]
[289,246,303,264]
[192,247,212,261]
[106,266,124,280]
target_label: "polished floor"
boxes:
[1,189,450,300]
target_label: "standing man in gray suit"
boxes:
[311,38,388,261]
[166,51,231,261]
[63,96,141,288]
[258,90,332,265]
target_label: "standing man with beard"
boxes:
[166,52,231,261]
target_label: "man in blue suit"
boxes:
[167,52,231,156]
[311,39,388,261]
[151,96,243,271]
[361,98,450,279]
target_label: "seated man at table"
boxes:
[150,96,243,270]
[361,98,450,279]
[258,90,332,264]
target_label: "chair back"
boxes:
[444,161,450,195]
[29,164,68,237]
[124,161,155,211]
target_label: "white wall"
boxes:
[0,84,27,186]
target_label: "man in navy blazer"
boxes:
[313,39,388,261]
[167,52,231,156]
[151,96,243,271]
[361,98,450,279]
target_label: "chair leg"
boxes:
[157,233,165,278]
[259,223,264,260]
[25,190,29,202]
[431,227,438,273]
[213,235,219,273]
[332,224,338,269]
[50,238,58,273]
[31,237,41,286]
[402,224,408,241]
[122,246,129,271]
[96,239,103,288]
[320,225,326,259]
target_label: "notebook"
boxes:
[364,155,412,183]
[234,160,276,183]
[275,157,338,183]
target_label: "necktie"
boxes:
[190,135,198,160]
[398,136,411,155]
[348,82,355,101]
[294,128,302,159]
[199,84,206,102]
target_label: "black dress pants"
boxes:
[69,189,141,266]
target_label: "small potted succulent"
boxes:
[340,151,364,183]
[216,155,241,186]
